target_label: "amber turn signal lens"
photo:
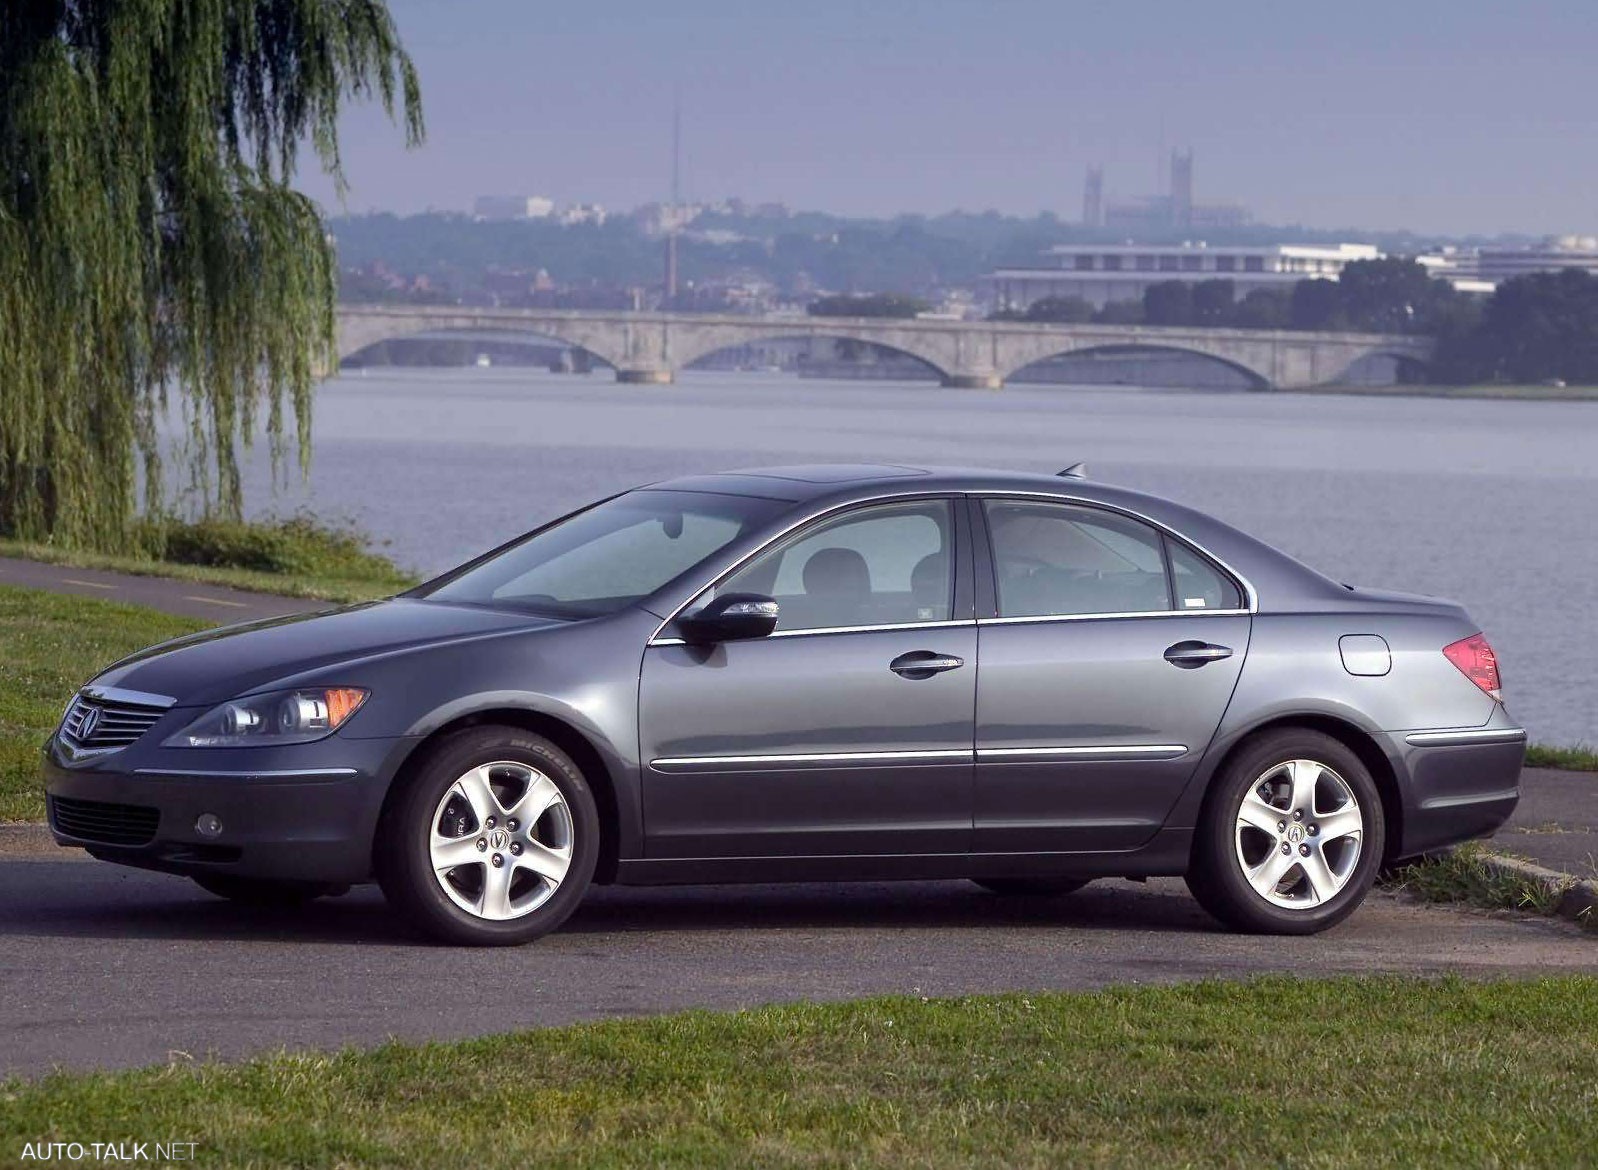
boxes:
[324,687,369,729]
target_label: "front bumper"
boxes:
[43,734,415,885]
[1390,722,1526,860]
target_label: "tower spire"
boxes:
[664,89,681,304]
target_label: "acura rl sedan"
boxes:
[44,465,1525,944]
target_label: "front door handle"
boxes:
[1164,640,1234,669]
[889,650,965,679]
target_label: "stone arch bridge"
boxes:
[336,305,1433,390]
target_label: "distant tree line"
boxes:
[807,293,933,318]
[991,257,1598,385]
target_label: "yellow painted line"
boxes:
[183,595,249,609]
[60,578,117,591]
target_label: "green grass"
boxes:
[0,586,203,821]
[1526,743,1598,772]
[0,514,417,604]
[1,976,1594,1168]
[1388,842,1569,918]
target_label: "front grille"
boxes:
[49,795,160,846]
[59,694,166,751]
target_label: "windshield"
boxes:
[419,489,790,617]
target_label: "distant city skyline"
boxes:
[302,0,1598,237]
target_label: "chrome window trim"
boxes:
[651,748,972,770]
[1403,727,1527,747]
[80,684,178,710]
[977,744,1188,760]
[646,491,965,643]
[971,489,1260,616]
[131,767,361,779]
[649,618,976,648]
[978,609,1250,627]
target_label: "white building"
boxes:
[472,195,555,221]
[557,202,607,226]
[1475,236,1598,285]
[989,242,1381,310]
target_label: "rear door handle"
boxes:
[1164,640,1233,669]
[889,650,965,679]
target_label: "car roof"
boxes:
[651,463,1079,500]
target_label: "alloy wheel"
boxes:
[1232,758,1364,910]
[429,761,574,920]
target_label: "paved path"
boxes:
[1495,766,1598,878]
[0,859,1592,1078]
[0,556,325,622]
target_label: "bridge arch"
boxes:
[670,325,951,383]
[340,325,616,369]
[999,342,1272,390]
[336,310,640,373]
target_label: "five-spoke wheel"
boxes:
[377,727,598,945]
[1188,729,1384,934]
[429,761,574,921]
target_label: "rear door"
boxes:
[971,497,1250,852]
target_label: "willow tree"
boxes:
[0,0,422,549]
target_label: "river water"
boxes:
[235,368,1596,745]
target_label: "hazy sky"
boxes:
[305,0,1597,236]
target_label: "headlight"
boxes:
[165,687,369,748]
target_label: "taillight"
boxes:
[1443,633,1502,701]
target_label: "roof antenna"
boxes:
[1056,462,1088,479]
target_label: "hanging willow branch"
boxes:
[0,0,422,548]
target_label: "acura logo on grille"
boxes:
[76,704,102,741]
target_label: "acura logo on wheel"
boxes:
[76,705,102,741]
[488,828,510,851]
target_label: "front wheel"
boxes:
[375,727,599,946]
[1186,729,1384,935]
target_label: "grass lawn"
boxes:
[0,586,203,821]
[1,976,1594,1168]
[0,538,411,604]
[1525,743,1598,773]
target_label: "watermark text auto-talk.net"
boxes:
[19,1141,199,1162]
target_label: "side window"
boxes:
[984,501,1170,617]
[1169,540,1243,610]
[710,501,954,633]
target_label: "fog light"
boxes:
[195,813,224,838]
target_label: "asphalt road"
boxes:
[0,557,325,622]
[1499,767,1598,877]
[2,858,1593,1078]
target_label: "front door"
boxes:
[639,497,977,858]
[972,498,1250,852]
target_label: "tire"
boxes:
[972,878,1090,897]
[1186,728,1385,935]
[192,875,348,906]
[375,726,599,946]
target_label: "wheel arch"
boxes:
[380,707,626,884]
[1189,713,1405,868]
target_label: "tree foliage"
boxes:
[0,0,422,548]
[1435,268,1598,384]
[807,293,931,318]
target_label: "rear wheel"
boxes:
[1187,729,1384,934]
[375,726,599,946]
[972,878,1090,897]
[192,875,348,906]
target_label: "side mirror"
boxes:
[677,592,779,644]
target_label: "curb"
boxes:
[0,822,60,857]
[1479,850,1598,926]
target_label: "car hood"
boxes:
[92,598,563,707]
